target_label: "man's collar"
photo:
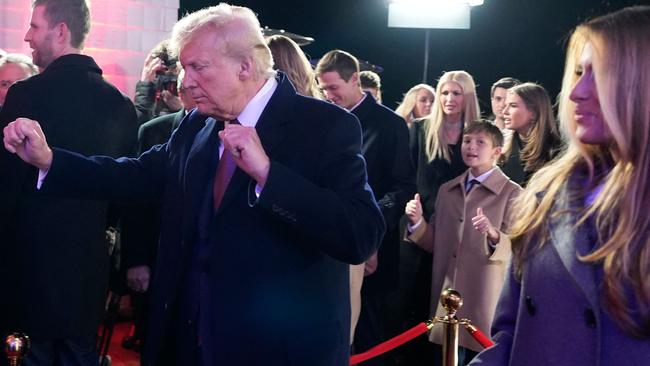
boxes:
[348,91,367,112]
[236,77,278,127]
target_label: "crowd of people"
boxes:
[1,1,649,366]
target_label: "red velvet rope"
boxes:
[465,324,494,348]
[349,322,429,365]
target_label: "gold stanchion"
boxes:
[5,333,30,366]
[439,289,462,366]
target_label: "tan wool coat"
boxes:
[407,167,522,352]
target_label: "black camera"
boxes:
[155,73,178,96]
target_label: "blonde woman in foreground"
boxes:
[470,5,650,365]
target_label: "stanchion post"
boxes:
[439,289,463,366]
[5,333,30,366]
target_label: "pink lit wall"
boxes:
[0,0,179,98]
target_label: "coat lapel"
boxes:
[184,117,221,211]
[548,182,599,307]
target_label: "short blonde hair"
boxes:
[170,3,276,80]
[395,83,435,123]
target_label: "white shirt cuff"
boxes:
[407,217,424,234]
[37,168,49,189]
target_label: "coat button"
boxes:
[459,217,464,222]
[525,296,536,316]
[584,308,596,328]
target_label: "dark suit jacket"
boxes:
[41,73,385,365]
[137,109,185,155]
[0,54,138,340]
[351,93,415,292]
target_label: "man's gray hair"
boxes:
[0,53,39,76]
[170,3,276,80]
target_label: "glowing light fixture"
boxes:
[387,1,485,82]
[389,0,485,29]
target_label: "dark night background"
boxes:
[179,0,645,113]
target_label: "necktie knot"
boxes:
[466,178,480,193]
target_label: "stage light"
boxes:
[387,0,485,82]
[388,0,485,29]
[388,1,471,29]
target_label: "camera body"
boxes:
[152,45,179,96]
[155,73,178,96]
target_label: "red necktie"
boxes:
[213,120,240,211]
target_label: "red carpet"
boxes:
[101,321,140,366]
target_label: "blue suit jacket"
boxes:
[43,74,385,365]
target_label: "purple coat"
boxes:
[470,181,650,365]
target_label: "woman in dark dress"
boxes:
[395,70,480,365]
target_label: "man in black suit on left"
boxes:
[0,0,137,365]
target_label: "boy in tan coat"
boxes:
[405,121,522,365]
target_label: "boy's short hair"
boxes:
[464,120,504,147]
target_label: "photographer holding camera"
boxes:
[134,39,182,124]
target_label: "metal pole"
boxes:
[423,29,430,83]
[439,289,463,366]
[442,319,459,366]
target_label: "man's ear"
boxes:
[53,22,70,46]
[349,72,359,85]
[238,56,254,80]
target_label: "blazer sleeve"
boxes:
[41,143,168,203]
[469,263,520,365]
[257,111,385,265]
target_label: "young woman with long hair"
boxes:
[500,82,563,185]
[471,6,650,365]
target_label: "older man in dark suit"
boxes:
[3,4,385,366]
[0,0,137,365]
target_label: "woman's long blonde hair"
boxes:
[395,83,435,124]
[510,5,650,337]
[502,82,562,173]
[266,35,322,99]
[423,71,480,162]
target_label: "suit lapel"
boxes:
[548,182,599,307]
[184,117,220,210]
